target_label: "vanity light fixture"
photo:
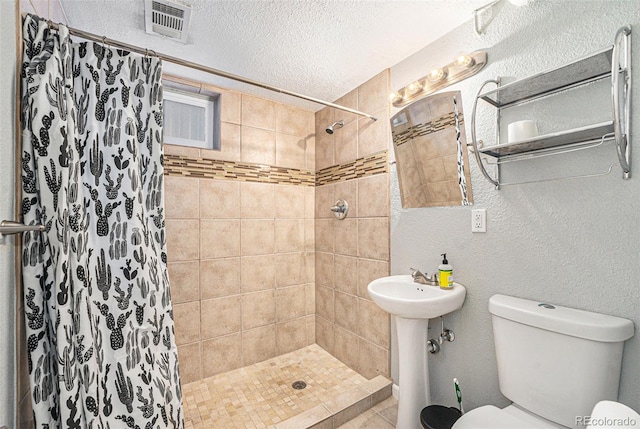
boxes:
[390,50,487,108]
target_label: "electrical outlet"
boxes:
[472,209,486,233]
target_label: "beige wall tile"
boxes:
[166,219,199,261]
[201,296,241,339]
[241,219,275,255]
[335,291,358,333]
[336,90,358,125]
[276,318,307,355]
[305,315,316,345]
[315,131,334,170]
[276,133,306,169]
[276,103,309,137]
[357,258,390,299]
[165,176,199,219]
[241,126,276,165]
[202,333,242,377]
[240,254,276,292]
[315,315,335,354]
[305,186,316,219]
[164,143,201,158]
[358,174,388,217]
[200,219,240,259]
[334,179,358,218]
[202,122,241,162]
[334,326,359,371]
[357,338,390,379]
[275,219,305,253]
[334,120,358,165]
[357,218,389,260]
[315,285,334,322]
[177,342,201,384]
[305,283,315,315]
[173,301,200,345]
[242,94,275,130]
[168,261,200,303]
[242,325,277,366]
[241,181,275,219]
[334,255,357,296]
[200,179,240,219]
[315,252,334,288]
[358,298,390,348]
[242,290,276,329]
[276,285,306,322]
[275,185,305,219]
[314,219,334,253]
[315,184,334,219]
[275,252,305,287]
[220,90,241,124]
[358,109,390,158]
[305,219,315,251]
[305,251,316,283]
[334,218,358,256]
[358,70,389,114]
[200,257,241,299]
[306,132,316,171]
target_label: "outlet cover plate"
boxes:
[472,208,486,233]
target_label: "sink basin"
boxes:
[368,275,467,428]
[368,275,466,319]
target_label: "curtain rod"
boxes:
[40,17,378,122]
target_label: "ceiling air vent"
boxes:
[144,0,192,44]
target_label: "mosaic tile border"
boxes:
[316,151,388,186]
[164,154,316,186]
[164,151,389,187]
[392,112,464,147]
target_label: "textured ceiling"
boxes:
[23,0,489,111]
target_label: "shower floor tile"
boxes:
[182,344,368,429]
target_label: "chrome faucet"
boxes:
[410,268,439,286]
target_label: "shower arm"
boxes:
[38,16,378,122]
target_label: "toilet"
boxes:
[452,294,635,429]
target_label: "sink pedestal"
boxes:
[396,316,431,429]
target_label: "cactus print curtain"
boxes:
[21,14,183,428]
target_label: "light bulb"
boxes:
[427,67,447,82]
[406,81,423,95]
[389,92,402,103]
[454,53,475,68]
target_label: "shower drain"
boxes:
[291,380,307,390]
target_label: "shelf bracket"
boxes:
[471,79,501,188]
[611,25,632,179]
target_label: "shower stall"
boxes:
[9,7,394,429]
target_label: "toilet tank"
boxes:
[489,294,634,429]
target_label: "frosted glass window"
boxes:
[162,88,220,149]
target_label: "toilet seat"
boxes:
[452,405,565,429]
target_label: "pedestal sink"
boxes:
[368,275,466,429]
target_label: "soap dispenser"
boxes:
[439,254,453,290]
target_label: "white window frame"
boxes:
[162,84,220,150]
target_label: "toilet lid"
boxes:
[452,405,560,429]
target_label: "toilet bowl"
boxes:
[451,295,634,429]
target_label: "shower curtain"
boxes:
[20,14,183,428]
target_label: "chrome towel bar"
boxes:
[0,220,45,236]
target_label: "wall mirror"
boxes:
[390,91,473,208]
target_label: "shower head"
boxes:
[325,121,344,134]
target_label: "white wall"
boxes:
[390,0,640,412]
[0,0,18,427]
